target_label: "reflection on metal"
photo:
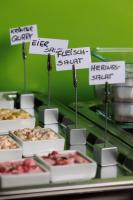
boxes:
[0,178,133,197]
[66,125,87,145]
[96,48,133,52]
[94,144,118,166]
[39,107,59,125]
[69,144,86,154]
[97,165,117,179]
[44,124,59,133]
[18,93,133,199]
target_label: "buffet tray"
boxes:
[10,131,65,157]
[35,150,97,183]
[0,134,22,162]
[0,112,35,133]
[0,160,50,189]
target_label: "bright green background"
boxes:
[0,0,133,104]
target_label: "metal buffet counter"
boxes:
[0,93,133,200]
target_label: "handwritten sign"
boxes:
[55,47,91,71]
[10,24,38,45]
[29,37,68,55]
[89,61,125,85]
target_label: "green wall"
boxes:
[0,0,133,104]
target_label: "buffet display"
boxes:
[112,77,133,122]
[0,96,97,188]
[36,150,97,183]
[10,127,65,156]
[0,158,50,188]
[0,23,132,197]
[0,92,132,198]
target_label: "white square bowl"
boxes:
[36,150,97,183]
[0,160,50,189]
[0,134,22,162]
[10,131,65,157]
[0,110,35,133]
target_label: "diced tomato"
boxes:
[16,165,24,173]
[43,158,56,166]
[23,159,35,167]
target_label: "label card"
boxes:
[29,37,68,55]
[55,47,91,71]
[10,24,38,45]
[89,61,125,85]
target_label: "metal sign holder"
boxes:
[94,82,118,166]
[20,42,34,110]
[39,54,58,125]
[67,65,87,145]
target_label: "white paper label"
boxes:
[10,24,38,45]
[29,37,68,55]
[89,61,125,85]
[55,47,91,71]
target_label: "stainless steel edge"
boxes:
[0,179,133,198]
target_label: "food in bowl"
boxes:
[0,109,31,120]
[0,135,19,150]
[0,159,43,175]
[11,127,58,141]
[42,151,91,166]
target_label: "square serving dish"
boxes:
[0,159,50,189]
[0,134,22,162]
[35,150,97,183]
[10,128,65,156]
[0,109,35,133]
